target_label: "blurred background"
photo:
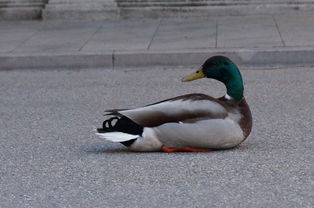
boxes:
[1,0,314,20]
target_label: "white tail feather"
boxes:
[95,132,138,142]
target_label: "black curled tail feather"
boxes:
[97,116,143,147]
[97,116,143,135]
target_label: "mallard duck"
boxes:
[96,56,252,152]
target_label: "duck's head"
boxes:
[182,56,244,101]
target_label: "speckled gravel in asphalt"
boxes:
[0,66,313,208]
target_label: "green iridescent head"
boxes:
[182,56,244,101]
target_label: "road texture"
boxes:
[0,66,313,207]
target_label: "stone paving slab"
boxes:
[274,15,314,47]
[150,18,216,50]
[217,16,283,48]
[81,19,159,52]
[14,21,102,53]
[0,21,42,53]
[1,14,314,69]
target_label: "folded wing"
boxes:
[106,94,228,127]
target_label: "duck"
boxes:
[96,56,252,152]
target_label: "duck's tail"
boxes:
[95,116,143,146]
[95,131,138,142]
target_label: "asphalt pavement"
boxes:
[0,66,313,207]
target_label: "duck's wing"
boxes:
[105,93,228,127]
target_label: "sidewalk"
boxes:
[1,14,314,69]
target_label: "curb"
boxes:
[1,47,314,70]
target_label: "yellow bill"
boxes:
[182,67,205,82]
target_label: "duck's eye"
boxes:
[196,71,200,73]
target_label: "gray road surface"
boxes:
[0,66,313,207]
